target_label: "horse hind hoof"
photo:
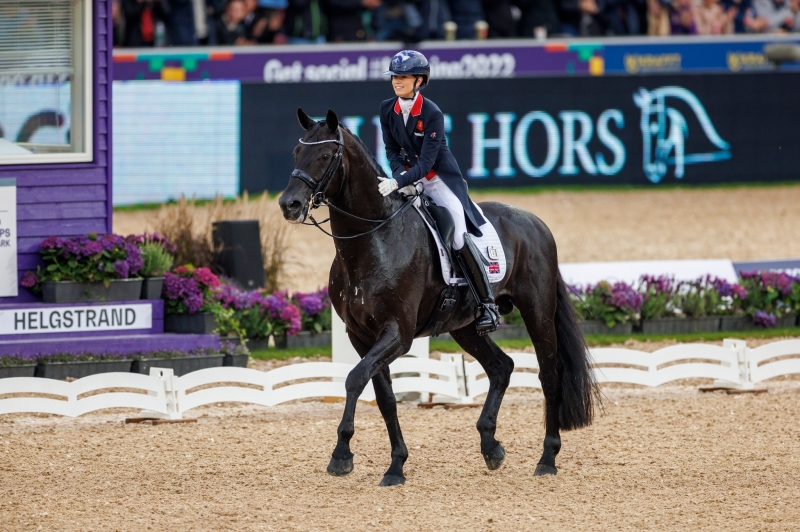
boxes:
[327,456,354,476]
[534,463,558,476]
[482,444,506,471]
[379,474,406,487]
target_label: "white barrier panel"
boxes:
[0,339,796,418]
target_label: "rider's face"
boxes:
[392,75,419,99]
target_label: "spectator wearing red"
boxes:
[123,0,166,47]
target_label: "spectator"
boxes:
[721,0,752,32]
[243,0,267,40]
[603,0,645,35]
[671,0,697,33]
[449,0,483,38]
[418,0,452,39]
[325,0,381,42]
[481,0,515,37]
[253,0,288,43]
[280,0,327,43]
[748,0,795,32]
[558,0,603,36]
[123,0,165,47]
[647,0,671,35]
[515,0,560,37]
[113,0,126,46]
[696,0,735,33]
[215,0,248,43]
[165,0,197,45]
[375,0,426,42]
[793,0,800,30]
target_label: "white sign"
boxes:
[559,259,739,287]
[0,178,17,297]
[0,303,153,336]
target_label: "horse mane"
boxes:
[340,126,387,178]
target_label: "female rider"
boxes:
[377,50,499,335]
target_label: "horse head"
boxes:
[279,108,344,223]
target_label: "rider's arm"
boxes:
[379,112,406,177]
[394,112,444,188]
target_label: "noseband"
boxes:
[289,127,419,240]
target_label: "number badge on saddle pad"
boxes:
[487,246,499,260]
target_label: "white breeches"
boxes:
[421,175,468,250]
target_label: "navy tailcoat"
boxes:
[379,94,486,236]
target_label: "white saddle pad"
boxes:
[413,198,507,286]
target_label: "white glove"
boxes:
[378,176,399,197]
[398,184,417,196]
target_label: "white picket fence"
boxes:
[1,339,800,419]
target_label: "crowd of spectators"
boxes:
[112,0,800,47]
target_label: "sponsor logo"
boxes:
[634,87,730,183]
[624,54,682,74]
[727,52,770,72]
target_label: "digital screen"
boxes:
[112,81,240,205]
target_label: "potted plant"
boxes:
[712,278,752,331]
[130,348,224,376]
[290,288,334,347]
[264,291,303,348]
[163,265,221,334]
[220,340,250,368]
[134,233,175,299]
[642,277,721,334]
[0,353,39,379]
[637,275,678,334]
[741,271,798,329]
[34,351,133,380]
[215,283,275,350]
[573,281,641,335]
[22,234,143,303]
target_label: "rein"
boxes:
[290,128,419,240]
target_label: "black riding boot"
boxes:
[456,235,500,336]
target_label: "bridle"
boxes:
[289,127,419,240]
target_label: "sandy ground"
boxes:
[114,186,800,292]
[2,379,800,531]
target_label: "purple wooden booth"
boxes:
[0,0,217,355]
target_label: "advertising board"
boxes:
[240,71,800,194]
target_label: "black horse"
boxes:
[279,109,597,486]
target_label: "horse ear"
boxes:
[297,108,314,130]
[325,109,339,132]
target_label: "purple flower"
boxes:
[753,311,777,328]
[125,243,143,275]
[39,236,63,250]
[279,303,302,336]
[294,292,325,316]
[608,282,643,311]
[114,260,130,279]
[21,271,38,288]
[82,240,103,257]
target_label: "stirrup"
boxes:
[475,303,500,335]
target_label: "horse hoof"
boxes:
[327,456,354,476]
[534,463,558,476]
[379,474,406,487]
[482,443,506,471]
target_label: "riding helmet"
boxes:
[384,50,430,90]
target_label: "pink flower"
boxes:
[21,271,39,288]
[194,267,220,288]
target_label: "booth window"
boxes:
[0,0,92,164]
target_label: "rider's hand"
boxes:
[378,177,399,196]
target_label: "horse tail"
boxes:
[554,272,598,430]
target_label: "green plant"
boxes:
[139,242,174,277]
[213,306,248,349]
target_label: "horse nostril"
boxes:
[289,200,302,212]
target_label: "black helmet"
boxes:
[384,50,430,89]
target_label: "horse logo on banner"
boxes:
[634,86,731,184]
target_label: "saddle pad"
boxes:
[413,198,507,285]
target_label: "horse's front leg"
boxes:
[327,325,410,478]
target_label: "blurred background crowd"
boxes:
[112,0,800,48]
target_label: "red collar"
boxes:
[393,94,424,116]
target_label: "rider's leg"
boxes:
[422,176,499,335]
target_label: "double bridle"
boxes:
[289,127,418,240]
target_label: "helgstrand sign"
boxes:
[0,303,153,335]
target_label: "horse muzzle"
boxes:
[278,192,309,224]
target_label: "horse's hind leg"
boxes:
[372,366,408,486]
[449,326,514,470]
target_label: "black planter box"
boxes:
[0,365,37,379]
[223,354,249,367]
[164,313,218,334]
[131,355,224,376]
[35,360,133,380]
[641,316,721,335]
[245,337,271,351]
[719,315,753,332]
[579,320,633,336]
[42,279,144,303]
[775,314,798,329]
[274,330,332,349]
[140,277,165,299]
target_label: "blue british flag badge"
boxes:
[488,262,500,274]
